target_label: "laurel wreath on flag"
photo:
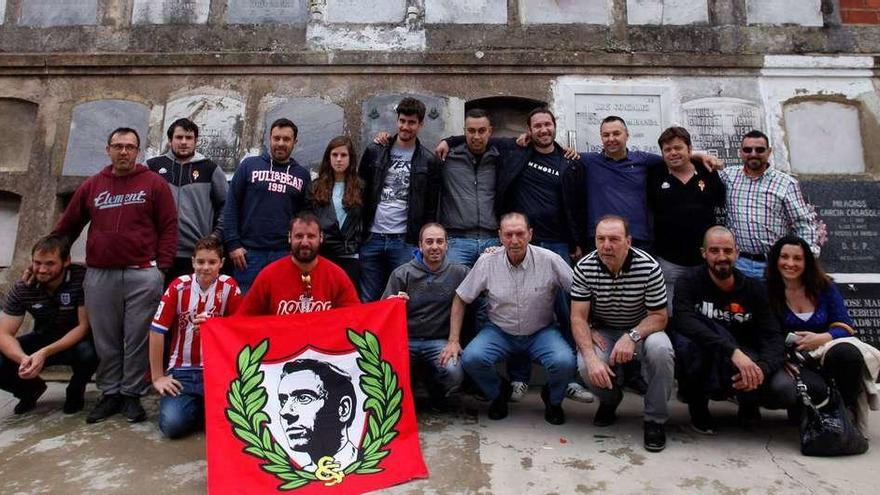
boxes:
[225,328,403,491]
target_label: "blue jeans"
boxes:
[735,257,767,281]
[234,248,289,294]
[446,236,501,267]
[358,234,414,302]
[462,322,576,405]
[410,338,464,396]
[508,241,573,383]
[159,368,204,439]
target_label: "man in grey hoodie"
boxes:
[148,118,228,284]
[383,223,468,405]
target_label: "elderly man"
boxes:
[445,212,576,425]
[571,215,673,452]
[720,130,818,279]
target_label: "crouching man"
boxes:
[671,226,825,435]
[0,235,97,414]
[446,212,576,425]
[384,223,469,409]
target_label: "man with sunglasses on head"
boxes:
[719,130,818,280]
[236,212,360,316]
[54,127,177,424]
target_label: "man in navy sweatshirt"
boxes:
[223,118,311,293]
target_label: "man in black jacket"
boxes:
[358,97,441,302]
[672,226,825,434]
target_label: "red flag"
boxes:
[202,299,428,494]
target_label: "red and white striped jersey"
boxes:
[151,274,242,371]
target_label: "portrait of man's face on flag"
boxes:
[201,300,428,494]
[260,350,368,473]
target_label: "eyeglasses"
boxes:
[109,144,139,152]
[741,146,767,154]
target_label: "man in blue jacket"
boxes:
[223,118,311,293]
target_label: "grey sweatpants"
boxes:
[578,328,675,424]
[84,267,163,396]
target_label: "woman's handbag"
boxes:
[796,376,868,456]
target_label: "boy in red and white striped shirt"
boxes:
[149,236,241,438]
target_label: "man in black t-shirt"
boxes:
[0,235,97,415]
[647,126,726,308]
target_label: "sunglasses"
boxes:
[741,146,767,154]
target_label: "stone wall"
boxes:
[0,0,878,303]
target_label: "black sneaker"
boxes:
[688,402,717,435]
[122,395,147,423]
[14,380,47,414]
[540,386,566,425]
[86,394,123,424]
[488,381,512,420]
[592,403,618,427]
[644,421,666,452]
[737,403,762,429]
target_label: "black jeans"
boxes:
[821,342,866,409]
[0,332,98,398]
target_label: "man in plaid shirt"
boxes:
[720,130,818,279]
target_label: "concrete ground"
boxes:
[1,382,877,495]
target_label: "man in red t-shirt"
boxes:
[237,212,360,316]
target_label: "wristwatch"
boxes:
[628,329,642,343]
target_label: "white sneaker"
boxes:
[509,381,528,402]
[566,382,595,403]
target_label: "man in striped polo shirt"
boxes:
[571,215,673,452]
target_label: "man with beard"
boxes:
[670,226,823,434]
[359,97,441,302]
[277,358,359,472]
[148,118,228,284]
[383,223,469,407]
[571,215,673,452]
[720,130,818,279]
[0,235,97,415]
[237,212,359,316]
[224,118,311,293]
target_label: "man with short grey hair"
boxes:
[445,212,576,425]
[572,215,673,452]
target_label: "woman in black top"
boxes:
[311,136,364,289]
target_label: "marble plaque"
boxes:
[62,100,151,177]
[627,0,708,25]
[784,101,865,175]
[746,0,822,27]
[837,282,880,349]
[425,0,507,24]
[19,0,98,27]
[682,98,764,162]
[0,99,39,172]
[163,94,245,177]
[518,0,611,25]
[263,98,344,171]
[574,92,666,154]
[801,181,880,274]
[226,0,307,24]
[361,95,449,158]
[0,193,20,267]
[132,0,211,25]
[324,0,407,23]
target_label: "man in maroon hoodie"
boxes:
[54,127,177,424]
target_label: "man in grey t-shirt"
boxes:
[358,97,441,301]
[445,213,576,425]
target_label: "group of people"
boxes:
[1,96,877,457]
